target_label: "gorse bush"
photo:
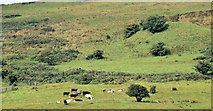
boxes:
[194,61,212,75]
[150,42,170,56]
[86,50,105,60]
[124,23,140,39]
[141,15,168,33]
[34,48,79,65]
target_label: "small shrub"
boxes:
[40,26,55,34]
[194,61,212,75]
[150,42,170,56]
[106,35,111,39]
[124,23,140,39]
[141,15,168,33]
[86,50,105,60]
[172,87,177,91]
[150,86,156,94]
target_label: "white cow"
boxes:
[66,99,73,103]
[85,94,94,100]
[118,89,124,92]
[108,89,114,93]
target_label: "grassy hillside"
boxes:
[1,2,212,109]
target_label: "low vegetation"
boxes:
[86,50,105,60]
[194,61,212,75]
[150,42,170,56]
[124,23,140,39]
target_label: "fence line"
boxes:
[0,87,14,92]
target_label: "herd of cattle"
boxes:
[57,88,125,105]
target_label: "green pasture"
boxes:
[2,80,211,109]
[55,53,202,74]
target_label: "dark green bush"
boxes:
[6,74,18,85]
[150,42,170,56]
[124,23,140,39]
[1,66,13,79]
[141,15,168,33]
[193,56,210,60]
[76,74,93,84]
[194,61,212,75]
[150,86,156,94]
[126,84,150,102]
[86,50,105,60]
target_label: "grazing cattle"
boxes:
[64,100,68,105]
[118,89,124,92]
[32,87,38,89]
[71,89,78,92]
[172,87,177,91]
[102,89,106,92]
[75,99,83,101]
[69,93,78,98]
[66,99,72,103]
[85,94,94,100]
[108,89,114,93]
[82,91,91,95]
[76,91,83,95]
[63,92,70,96]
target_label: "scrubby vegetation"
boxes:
[141,15,168,33]
[86,50,105,60]
[124,23,140,39]
[33,48,79,65]
[194,61,212,75]
[150,42,170,56]
[150,86,157,94]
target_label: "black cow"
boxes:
[71,89,78,92]
[75,99,83,101]
[82,91,91,95]
[70,93,78,98]
[64,100,68,105]
[63,92,70,96]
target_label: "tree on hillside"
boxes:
[194,60,212,75]
[141,15,168,33]
[126,84,150,102]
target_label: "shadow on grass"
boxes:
[134,100,159,103]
